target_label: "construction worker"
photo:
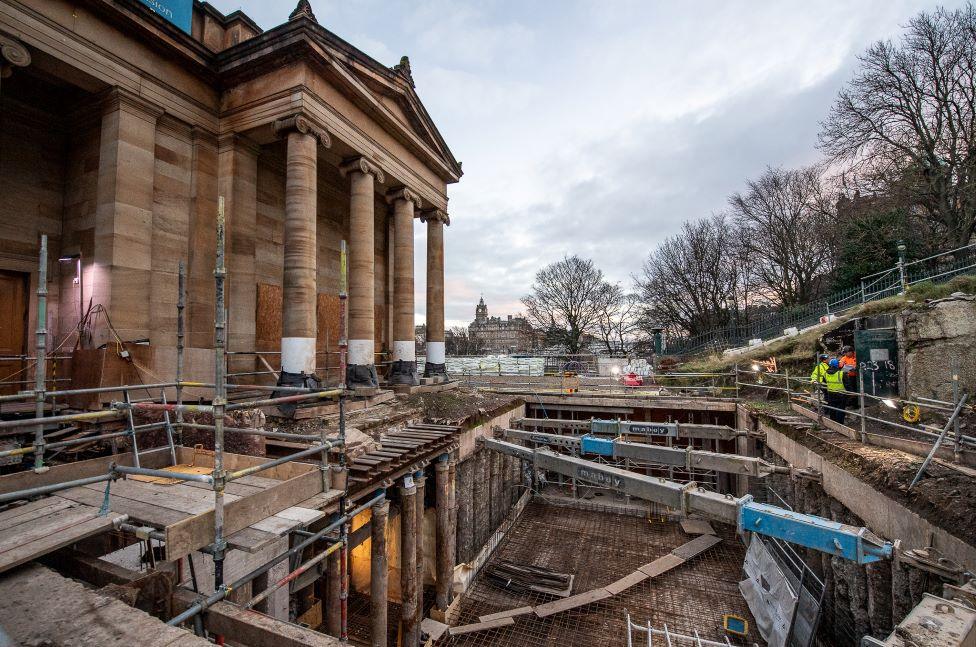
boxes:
[809,354,829,384]
[823,358,847,424]
[838,345,858,407]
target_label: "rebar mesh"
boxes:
[435,498,763,647]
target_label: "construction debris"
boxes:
[484,560,574,598]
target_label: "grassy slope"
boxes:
[679,275,976,375]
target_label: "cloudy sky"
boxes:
[211,0,961,328]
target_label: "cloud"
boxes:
[208,0,965,330]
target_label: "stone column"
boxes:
[340,157,385,388]
[414,471,426,627]
[93,88,162,347]
[326,550,341,636]
[217,133,261,380]
[370,500,390,647]
[399,477,419,647]
[386,188,422,386]
[421,210,450,380]
[435,457,455,610]
[273,115,330,384]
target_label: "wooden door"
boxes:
[0,271,28,395]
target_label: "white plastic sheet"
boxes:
[739,538,798,647]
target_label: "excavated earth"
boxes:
[765,414,976,545]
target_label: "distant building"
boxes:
[468,297,537,354]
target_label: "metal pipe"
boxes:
[123,388,140,468]
[176,261,186,447]
[33,235,48,471]
[166,492,384,627]
[0,472,116,505]
[244,540,343,610]
[224,388,342,412]
[0,381,183,404]
[0,421,171,458]
[179,422,330,442]
[113,464,214,484]
[0,408,123,430]
[161,389,177,465]
[213,197,228,590]
[225,442,340,482]
[910,393,970,490]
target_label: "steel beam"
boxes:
[502,429,784,477]
[513,417,744,441]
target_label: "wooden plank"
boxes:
[297,489,344,511]
[604,569,650,595]
[448,616,515,636]
[0,505,95,548]
[671,533,722,559]
[0,448,169,494]
[638,553,685,578]
[680,518,717,536]
[81,479,241,515]
[226,526,279,553]
[533,588,612,618]
[183,479,264,497]
[165,469,322,559]
[477,606,534,623]
[60,485,188,527]
[0,496,76,531]
[0,511,124,574]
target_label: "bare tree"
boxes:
[521,256,616,354]
[819,3,976,247]
[446,326,485,356]
[596,288,645,355]
[728,165,837,307]
[635,214,743,337]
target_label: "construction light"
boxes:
[610,366,621,376]
[751,363,761,372]
[881,398,898,409]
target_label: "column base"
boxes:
[423,362,448,379]
[275,371,321,417]
[346,363,379,389]
[389,360,420,386]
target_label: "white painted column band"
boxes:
[393,340,416,362]
[281,337,316,374]
[349,339,374,365]
[426,342,445,364]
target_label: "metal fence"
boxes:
[667,242,976,357]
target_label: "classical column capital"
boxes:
[218,132,262,157]
[340,155,385,183]
[386,186,423,209]
[419,208,450,226]
[0,33,30,68]
[273,113,331,147]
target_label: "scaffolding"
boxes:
[0,198,364,641]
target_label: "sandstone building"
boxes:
[0,0,458,390]
[467,296,536,354]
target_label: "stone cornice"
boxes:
[339,156,385,183]
[419,209,450,226]
[273,113,331,147]
[99,87,164,123]
[218,132,262,157]
[386,187,423,209]
[157,114,193,141]
[0,32,30,68]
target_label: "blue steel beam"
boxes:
[483,438,894,565]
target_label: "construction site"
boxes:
[1,1,976,646]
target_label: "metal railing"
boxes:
[667,242,976,357]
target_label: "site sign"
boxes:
[138,0,192,34]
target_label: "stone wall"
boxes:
[899,297,976,402]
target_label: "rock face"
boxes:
[901,296,976,402]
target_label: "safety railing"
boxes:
[667,242,976,357]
